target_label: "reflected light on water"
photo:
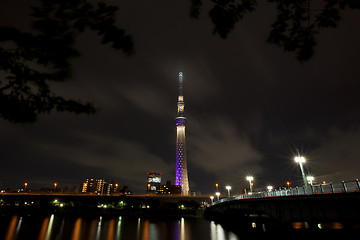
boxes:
[210,221,239,240]
[136,218,141,240]
[45,214,54,240]
[96,216,102,240]
[180,217,185,240]
[88,219,98,240]
[149,222,158,240]
[106,219,115,240]
[71,218,82,240]
[14,216,23,240]
[4,215,18,240]
[57,219,65,240]
[142,219,149,240]
[116,216,122,240]
[38,217,50,240]
[2,215,242,240]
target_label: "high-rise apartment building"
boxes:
[81,178,117,195]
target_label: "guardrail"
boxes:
[210,179,360,206]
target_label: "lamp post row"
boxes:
[210,154,315,202]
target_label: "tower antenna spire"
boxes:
[179,72,183,96]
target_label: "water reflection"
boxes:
[180,217,185,240]
[71,218,82,240]
[136,218,141,240]
[149,222,158,240]
[45,215,54,240]
[115,217,122,240]
[106,219,115,240]
[1,215,240,240]
[38,216,50,240]
[210,221,239,240]
[141,219,149,240]
[14,217,22,240]
[96,217,102,240]
[5,215,18,240]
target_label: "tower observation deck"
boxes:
[175,72,189,195]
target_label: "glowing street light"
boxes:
[225,186,232,197]
[215,183,219,191]
[267,186,273,192]
[54,183,57,191]
[294,156,307,186]
[246,176,254,195]
[210,196,214,203]
[215,192,220,201]
[307,176,314,186]
[24,182,28,191]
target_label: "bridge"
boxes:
[205,179,360,233]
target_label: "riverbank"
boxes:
[0,193,206,217]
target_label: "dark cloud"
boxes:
[1,0,360,194]
[311,126,360,182]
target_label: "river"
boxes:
[0,214,240,240]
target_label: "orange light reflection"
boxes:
[71,218,82,240]
[4,216,18,240]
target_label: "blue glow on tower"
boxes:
[175,72,189,195]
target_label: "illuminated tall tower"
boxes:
[175,72,189,195]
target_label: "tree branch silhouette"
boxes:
[0,0,134,123]
[190,0,359,63]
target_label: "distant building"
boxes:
[81,178,119,195]
[158,181,181,195]
[146,172,181,195]
[81,178,97,193]
[147,172,161,194]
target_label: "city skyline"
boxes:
[1,1,360,194]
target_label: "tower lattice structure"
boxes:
[175,72,189,195]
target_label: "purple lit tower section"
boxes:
[175,72,189,195]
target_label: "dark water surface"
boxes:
[0,214,240,240]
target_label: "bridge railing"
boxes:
[209,179,360,206]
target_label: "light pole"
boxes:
[215,192,220,201]
[54,182,57,191]
[246,176,253,195]
[210,196,214,203]
[225,186,232,197]
[24,182,28,192]
[294,156,307,186]
[307,176,314,186]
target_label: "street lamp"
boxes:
[267,186,273,192]
[307,176,314,186]
[54,183,57,191]
[24,182,28,191]
[246,176,253,195]
[210,196,214,203]
[215,192,220,201]
[294,156,307,186]
[225,186,232,197]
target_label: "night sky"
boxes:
[1,0,360,194]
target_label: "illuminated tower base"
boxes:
[175,72,189,195]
